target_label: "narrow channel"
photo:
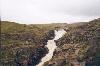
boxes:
[36,29,66,66]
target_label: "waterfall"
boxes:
[36,29,66,66]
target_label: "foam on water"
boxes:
[36,29,66,66]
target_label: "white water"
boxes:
[36,29,66,66]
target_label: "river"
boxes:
[36,29,66,66]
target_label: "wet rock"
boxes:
[28,47,49,66]
[46,30,55,40]
[14,46,49,66]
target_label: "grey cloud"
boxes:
[39,0,100,16]
[1,0,100,24]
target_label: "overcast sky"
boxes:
[1,0,100,24]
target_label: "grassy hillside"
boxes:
[0,18,100,66]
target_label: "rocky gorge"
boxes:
[0,18,100,66]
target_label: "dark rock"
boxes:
[28,47,49,66]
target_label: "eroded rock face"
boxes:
[14,30,55,66]
[24,47,48,66]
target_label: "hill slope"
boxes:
[0,18,100,66]
[44,18,100,66]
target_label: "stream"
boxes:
[36,29,66,66]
